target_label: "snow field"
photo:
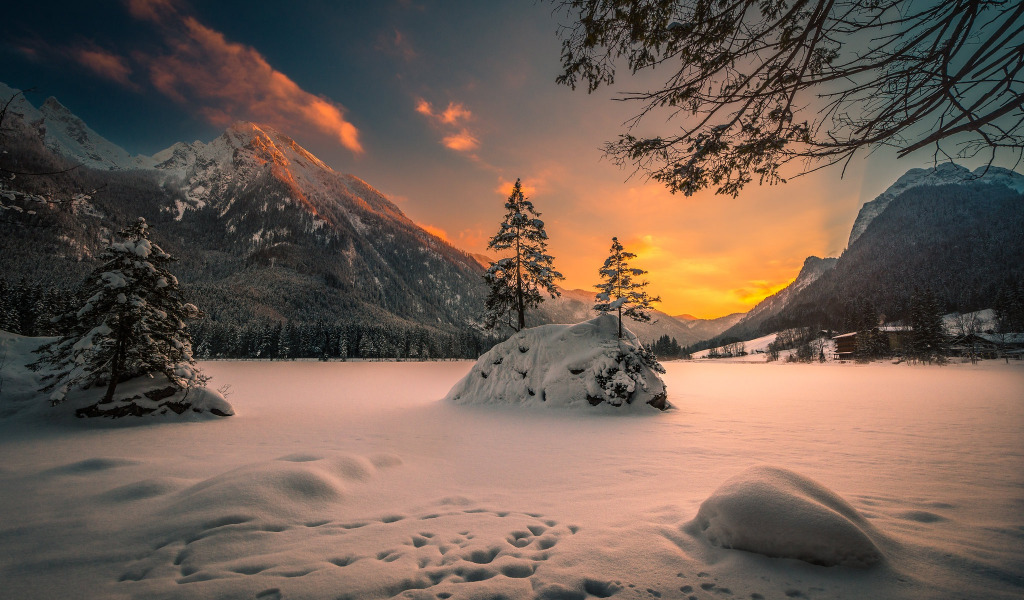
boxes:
[0,359,1022,599]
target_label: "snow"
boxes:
[691,332,779,361]
[688,466,882,568]
[0,337,1022,599]
[446,314,668,409]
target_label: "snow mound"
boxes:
[688,466,882,567]
[447,314,670,410]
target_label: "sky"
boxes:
[2,0,1019,319]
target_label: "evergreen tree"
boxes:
[33,218,204,413]
[0,279,19,332]
[483,179,563,331]
[908,288,947,364]
[594,237,661,338]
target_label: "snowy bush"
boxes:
[446,314,669,410]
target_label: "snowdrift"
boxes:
[447,314,670,410]
[688,465,882,567]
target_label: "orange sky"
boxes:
[12,1,1019,320]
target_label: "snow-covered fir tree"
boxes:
[33,218,206,416]
[594,237,661,338]
[483,179,563,331]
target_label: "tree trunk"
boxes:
[515,232,525,331]
[617,305,622,339]
[102,324,126,404]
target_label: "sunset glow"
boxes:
[4,0,1016,318]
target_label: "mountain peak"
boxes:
[40,96,71,114]
[218,121,333,175]
[849,163,1024,246]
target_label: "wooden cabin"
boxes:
[833,332,857,360]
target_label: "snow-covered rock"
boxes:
[687,465,882,567]
[446,314,670,410]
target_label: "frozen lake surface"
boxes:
[1,360,1022,599]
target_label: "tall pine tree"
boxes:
[908,287,947,364]
[483,179,563,331]
[33,218,205,414]
[594,237,661,338]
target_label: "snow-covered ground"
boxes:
[1,358,1022,599]
[691,332,780,361]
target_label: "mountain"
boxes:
[530,288,741,347]
[0,83,155,171]
[848,162,1024,246]
[0,83,492,357]
[0,83,710,358]
[681,312,746,342]
[723,256,838,340]
[716,166,1024,342]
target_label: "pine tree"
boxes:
[33,218,205,414]
[483,179,563,331]
[908,287,947,364]
[594,237,661,338]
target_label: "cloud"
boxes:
[125,0,178,22]
[376,28,417,61]
[415,98,479,154]
[619,234,660,259]
[442,130,479,152]
[73,48,135,87]
[730,280,793,305]
[494,177,538,197]
[125,3,362,154]
[417,222,449,242]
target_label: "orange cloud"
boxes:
[619,234,660,259]
[129,6,362,154]
[440,103,471,125]
[415,98,478,154]
[442,130,479,152]
[73,48,134,86]
[455,227,487,252]
[731,280,794,305]
[494,177,538,197]
[417,222,449,242]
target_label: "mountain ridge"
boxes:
[0,82,490,344]
[716,167,1024,343]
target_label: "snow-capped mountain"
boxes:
[0,82,155,171]
[0,83,487,336]
[848,163,1024,246]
